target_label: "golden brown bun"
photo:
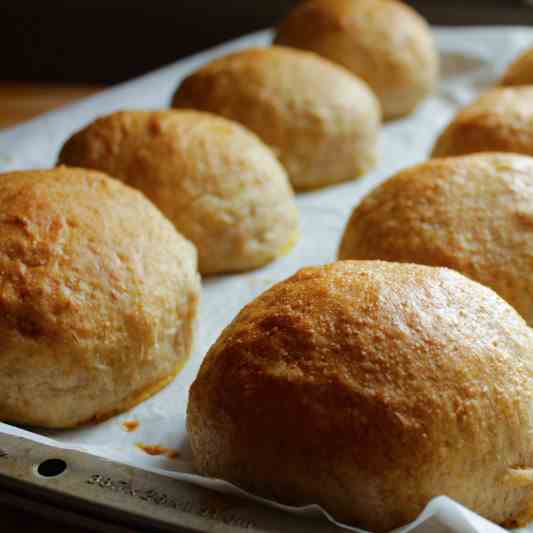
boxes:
[338,153,533,324]
[275,0,439,120]
[172,46,380,190]
[0,167,200,428]
[187,260,533,531]
[501,46,533,86]
[58,110,299,275]
[432,87,533,158]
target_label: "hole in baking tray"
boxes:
[34,458,67,478]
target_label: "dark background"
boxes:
[2,0,533,85]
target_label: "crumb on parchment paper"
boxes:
[136,442,181,459]
[122,419,140,432]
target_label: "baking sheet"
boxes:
[1,26,533,533]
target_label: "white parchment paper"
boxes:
[1,26,533,533]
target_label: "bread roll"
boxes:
[172,46,380,190]
[0,167,200,428]
[501,46,533,86]
[187,260,533,531]
[275,0,439,120]
[338,153,533,324]
[432,87,533,158]
[58,110,299,275]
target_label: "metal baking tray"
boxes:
[0,431,342,532]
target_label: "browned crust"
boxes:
[187,260,533,531]
[338,153,533,324]
[432,87,533,158]
[501,46,533,87]
[0,167,200,428]
[274,0,438,119]
[58,109,300,274]
[172,46,380,189]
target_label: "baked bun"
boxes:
[338,153,533,324]
[172,46,380,190]
[432,87,533,158]
[0,167,200,428]
[187,260,533,531]
[501,46,533,86]
[275,0,438,120]
[58,110,299,275]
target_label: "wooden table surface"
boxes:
[0,82,103,129]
